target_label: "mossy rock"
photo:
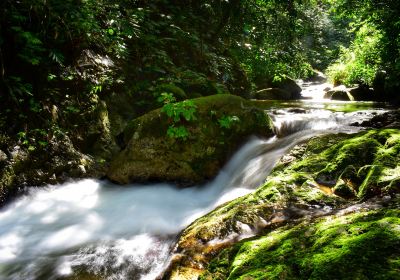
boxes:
[255,77,302,99]
[166,129,400,278]
[107,94,274,185]
[177,70,224,97]
[253,88,292,100]
[271,77,302,99]
[201,202,400,280]
[154,83,187,101]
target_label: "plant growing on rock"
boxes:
[218,115,240,129]
[158,92,197,140]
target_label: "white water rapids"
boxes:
[0,86,390,279]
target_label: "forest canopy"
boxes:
[0,0,399,148]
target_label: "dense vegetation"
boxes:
[0,1,399,279]
[326,0,400,94]
[0,1,348,147]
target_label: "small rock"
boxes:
[0,150,7,162]
[78,165,86,174]
[287,108,307,114]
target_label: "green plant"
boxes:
[326,17,384,87]
[218,115,240,129]
[166,125,190,140]
[158,93,197,140]
[17,128,49,152]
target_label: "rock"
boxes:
[107,94,274,185]
[78,99,120,160]
[253,88,292,100]
[272,77,302,99]
[199,203,400,280]
[0,134,106,206]
[254,77,302,99]
[333,180,356,199]
[326,89,354,101]
[155,83,187,100]
[0,150,7,162]
[287,108,307,114]
[354,110,400,128]
[349,86,375,101]
[164,130,400,278]
[373,70,386,96]
[177,70,226,97]
[304,70,327,83]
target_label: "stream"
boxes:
[0,83,392,280]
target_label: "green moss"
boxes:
[287,129,400,199]
[202,204,400,280]
[108,94,274,185]
[172,129,400,278]
[154,83,187,100]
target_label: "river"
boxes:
[0,82,391,280]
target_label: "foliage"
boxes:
[218,115,240,129]
[158,92,197,140]
[326,23,383,86]
[325,0,400,93]
[1,0,399,148]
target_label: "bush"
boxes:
[326,24,383,86]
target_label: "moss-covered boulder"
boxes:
[163,129,400,279]
[107,94,273,185]
[0,135,105,206]
[176,70,230,98]
[201,201,400,280]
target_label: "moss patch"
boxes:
[201,202,400,280]
[168,129,400,278]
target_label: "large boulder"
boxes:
[162,129,400,279]
[324,86,354,101]
[273,77,302,99]
[254,88,292,100]
[349,86,375,101]
[255,77,302,99]
[107,94,274,186]
[0,135,104,206]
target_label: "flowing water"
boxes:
[0,83,391,280]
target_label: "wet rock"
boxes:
[349,86,375,101]
[326,89,353,101]
[273,77,302,99]
[287,108,307,114]
[0,150,7,162]
[254,88,292,100]
[333,181,356,199]
[354,110,400,128]
[165,130,400,278]
[0,135,106,206]
[200,201,400,280]
[108,94,274,185]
